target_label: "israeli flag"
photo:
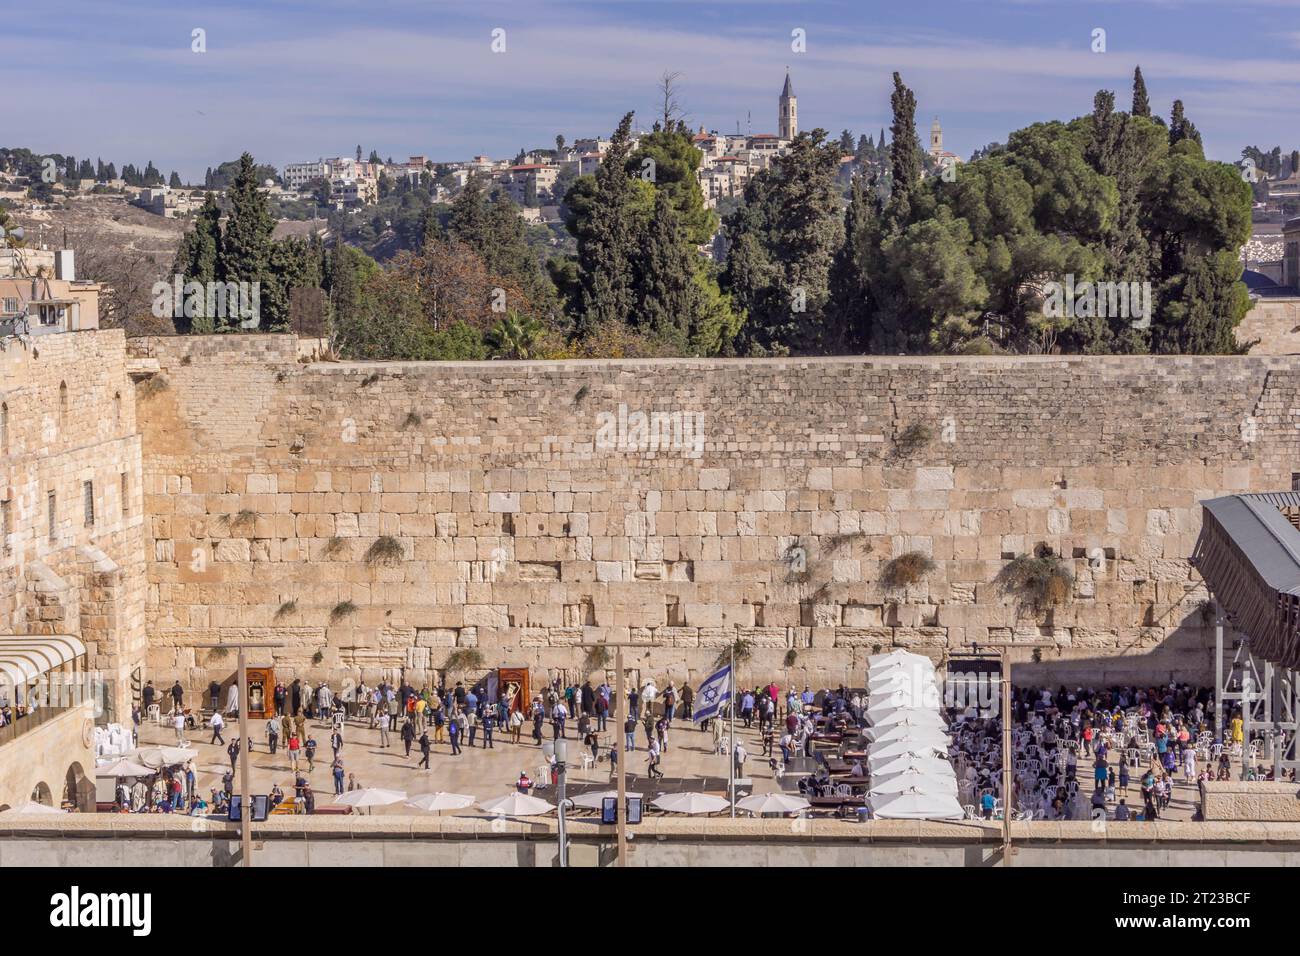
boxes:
[692,664,732,723]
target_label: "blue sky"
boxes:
[3,0,1296,180]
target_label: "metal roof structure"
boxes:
[0,634,87,687]
[1193,492,1300,669]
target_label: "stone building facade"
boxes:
[0,329,147,723]
[122,334,1300,694]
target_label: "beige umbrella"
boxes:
[333,788,407,808]
[134,746,199,768]
[478,792,555,817]
[736,792,810,815]
[405,792,475,813]
[569,789,644,810]
[651,792,729,815]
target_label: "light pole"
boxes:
[542,737,569,866]
[192,639,283,868]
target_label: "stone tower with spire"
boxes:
[779,70,797,140]
[930,117,943,154]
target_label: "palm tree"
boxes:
[486,310,543,359]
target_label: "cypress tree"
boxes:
[1131,66,1151,117]
[885,73,921,229]
[1168,100,1201,147]
[576,112,640,338]
[636,189,694,350]
[170,192,224,333]
[218,153,274,329]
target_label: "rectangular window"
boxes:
[47,491,56,541]
[83,481,95,527]
[1,498,11,555]
[121,473,129,517]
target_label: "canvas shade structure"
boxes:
[650,792,729,815]
[0,801,64,815]
[868,770,956,796]
[478,792,555,817]
[868,739,949,762]
[869,724,951,749]
[869,789,964,820]
[867,649,935,669]
[865,696,943,722]
[870,755,957,780]
[735,792,810,815]
[94,758,156,778]
[133,746,199,769]
[867,710,947,735]
[333,788,407,808]
[569,789,644,810]
[405,792,475,812]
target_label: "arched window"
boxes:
[58,381,68,435]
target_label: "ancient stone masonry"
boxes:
[0,330,146,721]
[122,334,1300,692]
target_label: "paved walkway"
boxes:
[140,711,782,815]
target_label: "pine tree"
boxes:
[447,175,491,250]
[169,171,183,188]
[839,129,855,155]
[1131,66,1151,117]
[1168,100,1201,147]
[217,153,274,329]
[827,171,882,351]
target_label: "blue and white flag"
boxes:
[692,664,732,723]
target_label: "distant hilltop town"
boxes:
[0,71,959,230]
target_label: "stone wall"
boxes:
[1238,297,1300,355]
[129,334,1300,693]
[0,330,146,721]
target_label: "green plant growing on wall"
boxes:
[584,645,611,672]
[714,638,752,670]
[207,647,229,663]
[823,530,869,553]
[312,650,324,665]
[881,551,936,590]
[329,600,358,623]
[274,599,297,621]
[997,545,1073,608]
[573,384,590,406]
[359,372,380,388]
[138,375,169,399]
[364,536,404,566]
[784,649,798,668]
[445,648,484,673]
[892,422,933,458]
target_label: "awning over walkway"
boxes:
[1193,493,1300,669]
[0,635,87,686]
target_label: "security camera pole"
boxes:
[192,640,283,867]
[576,640,662,867]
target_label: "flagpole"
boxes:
[729,642,736,819]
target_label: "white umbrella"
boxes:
[870,755,957,779]
[869,789,965,820]
[133,746,198,768]
[865,694,942,720]
[651,792,729,815]
[868,708,947,732]
[333,788,407,808]
[478,792,555,817]
[736,792,811,815]
[868,739,948,762]
[868,649,935,669]
[569,789,644,810]
[869,772,957,796]
[0,801,64,815]
[95,758,156,778]
[405,792,475,812]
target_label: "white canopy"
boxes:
[867,708,947,733]
[870,756,957,780]
[651,792,729,815]
[0,801,64,815]
[94,758,156,778]
[0,634,86,685]
[865,695,943,721]
[333,788,407,808]
[868,771,956,796]
[867,739,949,762]
[478,792,555,817]
[735,792,811,815]
[869,724,951,748]
[867,649,935,669]
[132,746,199,769]
[405,792,475,812]
[869,789,965,820]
